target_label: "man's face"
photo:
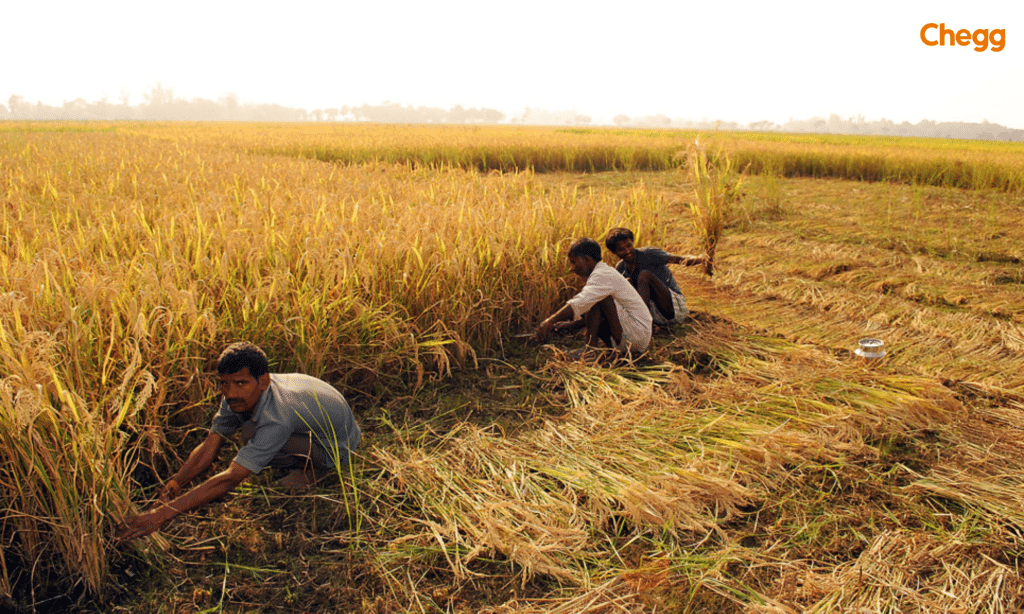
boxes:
[568,254,597,279]
[612,238,636,264]
[218,367,270,414]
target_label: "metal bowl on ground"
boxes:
[855,338,886,359]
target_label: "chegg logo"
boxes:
[921,23,1005,52]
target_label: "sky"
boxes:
[3,0,1022,128]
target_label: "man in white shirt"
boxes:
[532,237,652,356]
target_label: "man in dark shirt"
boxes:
[605,227,705,327]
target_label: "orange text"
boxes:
[921,23,1005,51]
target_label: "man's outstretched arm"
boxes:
[119,461,253,542]
[159,431,226,501]
[666,253,707,267]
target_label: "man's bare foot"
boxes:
[276,468,329,489]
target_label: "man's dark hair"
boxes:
[217,342,269,378]
[604,227,635,251]
[567,237,602,262]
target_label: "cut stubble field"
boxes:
[1,123,1023,613]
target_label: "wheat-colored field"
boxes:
[1,122,1023,612]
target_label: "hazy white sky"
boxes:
[3,0,1022,127]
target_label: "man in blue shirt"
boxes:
[119,342,361,541]
[605,227,706,327]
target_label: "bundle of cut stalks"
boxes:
[687,139,742,277]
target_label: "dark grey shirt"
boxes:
[615,247,682,294]
[211,373,361,473]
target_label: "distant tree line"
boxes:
[342,102,505,124]
[509,107,592,126]
[1,85,505,124]
[613,113,1024,142]
[776,114,1024,142]
[2,86,309,122]
[3,85,1022,141]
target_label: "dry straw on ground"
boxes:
[362,318,1011,611]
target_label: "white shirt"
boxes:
[566,261,653,353]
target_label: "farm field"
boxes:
[1,122,1024,613]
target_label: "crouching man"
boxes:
[119,341,361,542]
[532,237,653,359]
[605,227,705,328]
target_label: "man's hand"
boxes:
[533,304,576,343]
[552,321,574,333]
[533,319,555,343]
[533,320,578,343]
[118,504,174,542]
[159,478,181,502]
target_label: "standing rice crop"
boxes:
[0,306,156,596]
[0,124,666,602]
